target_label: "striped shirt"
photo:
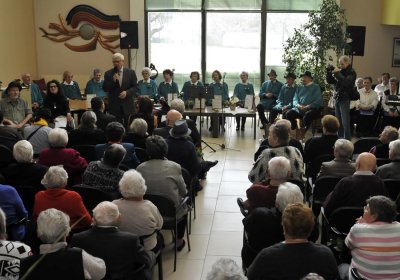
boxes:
[345,221,400,280]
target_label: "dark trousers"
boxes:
[269,108,282,124]
[285,108,321,130]
[236,117,246,128]
[177,216,187,239]
[257,104,269,124]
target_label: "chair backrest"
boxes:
[376,158,391,167]
[383,179,400,200]
[307,154,335,180]
[72,145,96,163]
[181,168,192,191]
[0,144,14,168]
[353,137,380,155]
[312,176,342,215]
[134,147,149,163]
[72,185,113,213]
[328,206,364,234]
[144,193,176,218]
[14,185,44,219]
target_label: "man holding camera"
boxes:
[326,55,357,140]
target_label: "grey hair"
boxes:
[268,156,291,180]
[119,170,147,198]
[355,77,364,87]
[339,55,350,63]
[13,140,33,163]
[93,201,120,226]
[79,111,97,130]
[383,126,399,142]
[0,208,6,239]
[366,195,397,223]
[146,135,168,159]
[240,71,249,77]
[48,128,68,148]
[37,208,71,243]
[301,273,325,280]
[334,139,354,159]
[41,166,68,189]
[170,99,185,114]
[129,118,148,137]
[389,139,400,160]
[275,182,304,212]
[206,258,246,280]
[142,67,151,76]
[103,144,126,167]
[93,68,101,75]
[389,77,398,84]
[275,119,291,130]
[112,52,124,61]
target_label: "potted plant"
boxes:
[187,99,194,109]
[228,96,239,111]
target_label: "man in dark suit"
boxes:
[71,201,154,280]
[103,53,138,126]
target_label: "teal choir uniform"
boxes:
[61,81,81,99]
[181,80,204,101]
[208,82,229,105]
[85,79,107,98]
[158,81,179,100]
[23,83,43,106]
[233,83,255,102]
[259,80,284,109]
[292,83,323,112]
[273,84,297,110]
[137,79,158,99]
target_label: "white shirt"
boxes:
[374,83,389,97]
[356,88,379,110]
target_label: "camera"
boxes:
[326,64,335,72]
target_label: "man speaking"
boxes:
[103,53,138,126]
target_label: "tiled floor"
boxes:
[152,118,264,280]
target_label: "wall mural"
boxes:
[39,5,121,53]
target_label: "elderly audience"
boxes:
[32,166,92,230]
[343,196,400,280]
[376,139,400,179]
[20,208,105,280]
[137,135,188,251]
[91,96,116,131]
[113,170,163,252]
[2,140,48,188]
[23,108,53,155]
[0,207,31,279]
[71,201,154,280]
[249,123,304,183]
[153,109,182,139]
[247,203,339,280]
[323,152,388,218]
[169,98,200,145]
[370,125,399,158]
[137,67,158,99]
[123,118,149,149]
[318,139,356,178]
[21,72,43,110]
[206,258,246,280]
[83,144,126,198]
[67,111,106,147]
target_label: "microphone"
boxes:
[113,66,119,81]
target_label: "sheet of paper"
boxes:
[212,95,222,109]
[244,94,254,109]
[194,98,206,109]
[167,93,178,106]
[54,116,67,128]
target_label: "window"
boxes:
[267,0,322,11]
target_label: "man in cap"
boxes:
[269,72,297,124]
[284,71,323,137]
[257,70,284,129]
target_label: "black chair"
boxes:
[72,145,96,162]
[353,137,380,155]
[13,185,44,219]
[72,184,113,214]
[351,268,367,280]
[181,168,196,233]
[383,179,400,201]
[144,194,190,272]
[306,154,335,184]
[376,158,391,167]
[0,144,14,169]
[134,147,150,163]
[312,176,341,216]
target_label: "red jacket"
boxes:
[38,147,88,176]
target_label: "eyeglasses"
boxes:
[49,85,57,88]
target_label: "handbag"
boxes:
[349,87,360,101]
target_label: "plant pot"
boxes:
[230,105,236,111]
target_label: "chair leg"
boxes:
[173,227,177,272]
[188,207,192,234]
[186,216,191,252]
[157,251,163,280]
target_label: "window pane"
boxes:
[205,0,261,10]
[206,13,261,93]
[265,12,309,74]
[148,12,201,88]
[267,0,323,11]
[146,0,201,10]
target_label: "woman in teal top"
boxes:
[181,71,204,101]
[85,69,107,98]
[158,69,179,100]
[61,70,81,99]
[137,67,158,99]
[208,70,229,106]
[233,71,255,131]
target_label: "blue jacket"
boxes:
[292,83,323,113]
[208,82,229,105]
[85,79,107,98]
[233,83,255,101]
[274,84,297,110]
[158,81,179,100]
[259,80,284,109]
[61,81,81,100]
[95,143,140,169]
[137,79,158,99]
[26,83,43,105]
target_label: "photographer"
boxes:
[326,55,357,140]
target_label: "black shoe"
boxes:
[241,126,245,131]
[203,160,218,172]
[177,239,186,251]
[209,126,213,131]
[236,126,240,131]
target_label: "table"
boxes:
[184,107,257,139]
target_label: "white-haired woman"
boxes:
[137,67,158,99]
[33,166,92,230]
[20,208,106,280]
[113,170,163,252]
[68,111,106,147]
[38,128,88,183]
[206,258,246,280]
[123,118,148,149]
[233,71,255,131]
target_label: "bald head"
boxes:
[166,109,182,127]
[355,152,377,172]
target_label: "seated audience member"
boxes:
[113,170,163,252]
[21,72,43,111]
[123,118,149,149]
[83,144,126,198]
[137,135,188,251]
[68,111,106,147]
[206,258,246,280]
[249,123,304,183]
[61,70,81,99]
[233,71,255,131]
[153,109,182,139]
[130,96,156,135]
[374,72,390,97]
[375,139,400,179]
[91,96,116,131]
[242,182,304,269]
[32,166,92,230]
[0,185,28,241]
[23,108,53,155]
[2,140,48,188]
[304,114,339,164]
[381,77,400,129]
[85,68,107,98]
[0,81,32,129]
[0,111,23,150]
[43,80,73,126]
[247,203,339,280]
[344,196,400,280]
[71,201,154,280]
[38,128,88,181]
[370,125,399,159]
[95,122,140,169]
[0,207,31,279]
[323,152,388,218]
[355,77,379,136]
[20,208,105,280]
[254,119,304,161]
[242,156,290,211]
[137,67,158,99]
[318,139,356,178]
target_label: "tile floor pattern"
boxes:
[152,118,263,280]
